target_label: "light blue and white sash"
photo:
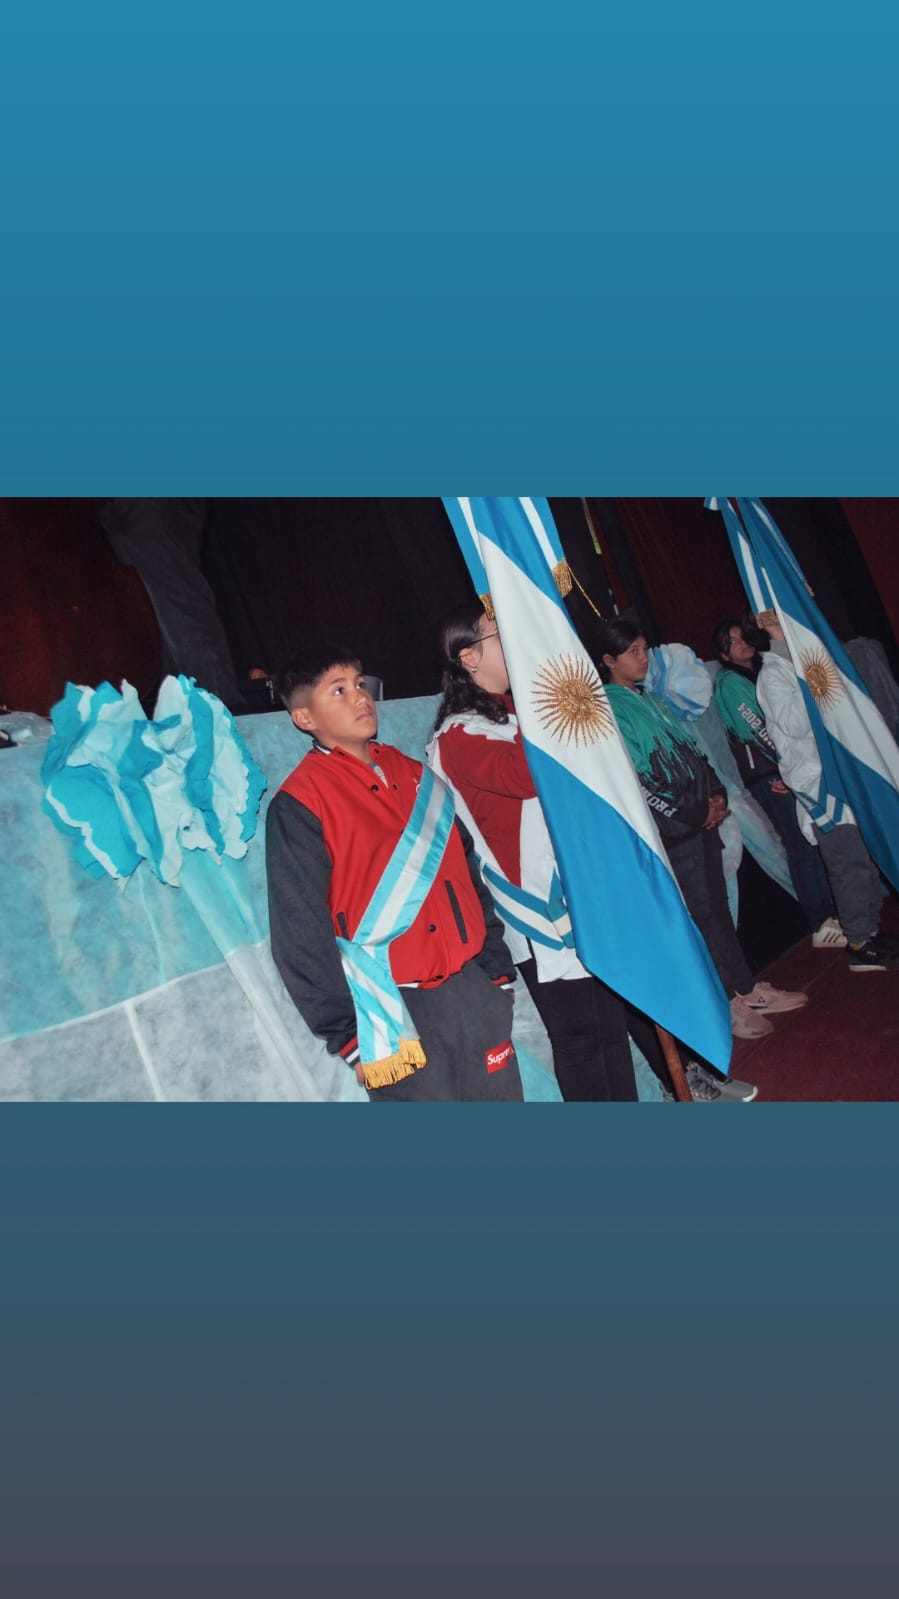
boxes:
[479,861,575,951]
[335,765,455,1076]
[794,783,847,834]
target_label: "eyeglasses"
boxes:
[477,631,499,645]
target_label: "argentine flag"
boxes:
[442,496,732,1071]
[710,496,899,890]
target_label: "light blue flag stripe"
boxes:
[442,495,732,1070]
[527,743,731,1058]
[472,496,569,612]
[713,496,899,889]
[442,498,490,597]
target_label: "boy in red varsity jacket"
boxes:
[265,645,523,1101]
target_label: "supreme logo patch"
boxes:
[485,1040,514,1074]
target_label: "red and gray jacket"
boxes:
[265,741,513,1068]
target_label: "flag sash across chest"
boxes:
[442,496,732,1071]
[335,764,456,1067]
[711,496,899,890]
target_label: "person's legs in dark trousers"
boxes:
[753,778,836,932]
[625,1004,675,1095]
[668,831,755,1000]
[369,961,524,1102]
[100,498,244,711]
[518,959,638,1102]
[667,830,757,1084]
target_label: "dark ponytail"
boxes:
[433,599,510,731]
[595,616,645,682]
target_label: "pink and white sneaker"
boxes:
[812,917,847,948]
[730,997,775,1039]
[739,981,809,1014]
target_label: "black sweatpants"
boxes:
[667,828,754,1000]
[518,958,638,1102]
[368,960,524,1102]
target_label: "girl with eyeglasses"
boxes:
[427,600,638,1102]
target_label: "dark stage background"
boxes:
[4,497,897,720]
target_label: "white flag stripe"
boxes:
[778,611,899,789]
[738,535,769,615]
[520,496,563,570]
[483,541,669,864]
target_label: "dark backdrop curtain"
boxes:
[601,499,747,654]
[5,496,896,719]
[204,498,474,699]
[839,500,899,657]
[590,497,898,664]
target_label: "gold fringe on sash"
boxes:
[360,1037,428,1091]
[480,593,495,620]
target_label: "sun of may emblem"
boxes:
[800,647,843,709]
[532,654,612,747]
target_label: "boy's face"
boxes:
[291,665,378,759]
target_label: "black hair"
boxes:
[594,617,647,682]
[712,616,765,681]
[432,599,510,731]
[277,645,363,712]
[712,619,741,662]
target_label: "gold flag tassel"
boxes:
[361,1037,428,1091]
[552,560,573,598]
[480,592,495,621]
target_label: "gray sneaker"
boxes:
[687,1062,758,1103]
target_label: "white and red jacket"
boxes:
[427,705,587,983]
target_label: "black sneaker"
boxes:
[847,938,899,972]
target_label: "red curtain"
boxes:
[611,498,747,654]
[2,500,159,718]
[839,499,899,649]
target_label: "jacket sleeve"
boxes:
[265,789,359,1064]
[757,648,813,745]
[438,721,537,798]
[612,690,723,840]
[455,818,516,983]
[639,760,721,841]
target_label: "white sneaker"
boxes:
[812,917,847,949]
[740,981,808,1014]
[730,996,775,1039]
